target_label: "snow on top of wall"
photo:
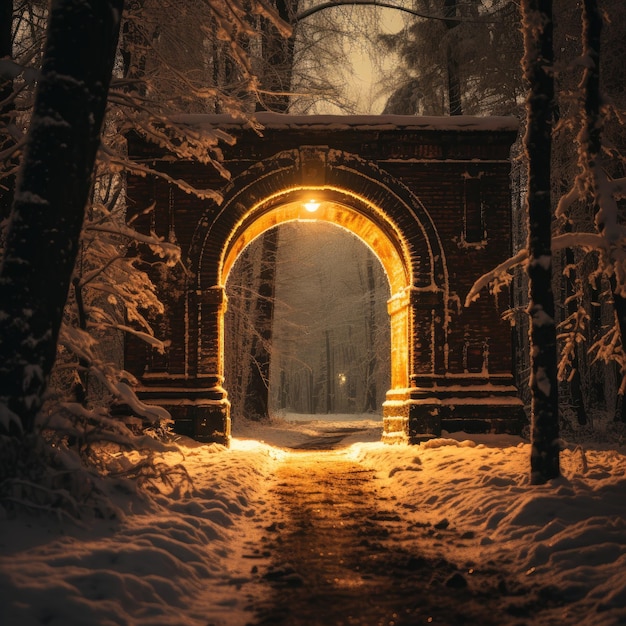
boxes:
[173,112,520,133]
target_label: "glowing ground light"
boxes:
[304,199,320,213]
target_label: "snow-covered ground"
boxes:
[1,413,626,625]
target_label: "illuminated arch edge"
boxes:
[220,190,409,294]
[188,147,448,298]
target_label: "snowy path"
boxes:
[248,447,510,626]
[2,417,626,625]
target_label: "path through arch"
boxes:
[224,220,392,422]
[248,446,509,626]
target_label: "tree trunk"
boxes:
[0,0,123,435]
[227,247,256,415]
[244,228,279,421]
[242,2,298,418]
[325,329,333,413]
[363,258,378,412]
[257,0,297,113]
[521,0,560,484]
[576,1,625,421]
[444,0,463,115]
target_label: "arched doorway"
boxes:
[224,220,391,420]
[186,147,449,444]
[220,191,417,399]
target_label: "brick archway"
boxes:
[126,114,525,444]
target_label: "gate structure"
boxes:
[125,113,525,444]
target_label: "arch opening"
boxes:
[219,191,415,399]
[225,220,392,423]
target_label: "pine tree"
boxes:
[380,0,523,116]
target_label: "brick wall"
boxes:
[126,116,523,437]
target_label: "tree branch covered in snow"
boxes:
[465,232,617,308]
[464,3,626,429]
[465,249,528,307]
[0,0,297,515]
[551,1,626,412]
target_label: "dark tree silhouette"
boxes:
[521,0,560,484]
[363,258,378,412]
[443,0,462,115]
[0,0,124,435]
[575,1,626,421]
[243,228,279,421]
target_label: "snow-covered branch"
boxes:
[100,149,224,203]
[82,222,181,265]
[464,249,528,307]
[466,231,624,307]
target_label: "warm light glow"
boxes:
[220,192,411,294]
[219,194,412,390]
[304,199,320,213]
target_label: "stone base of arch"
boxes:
[382,377,526,444]
[136,380,231,445]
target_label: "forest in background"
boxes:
[0,0,625,499]
[226,222,390,419]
